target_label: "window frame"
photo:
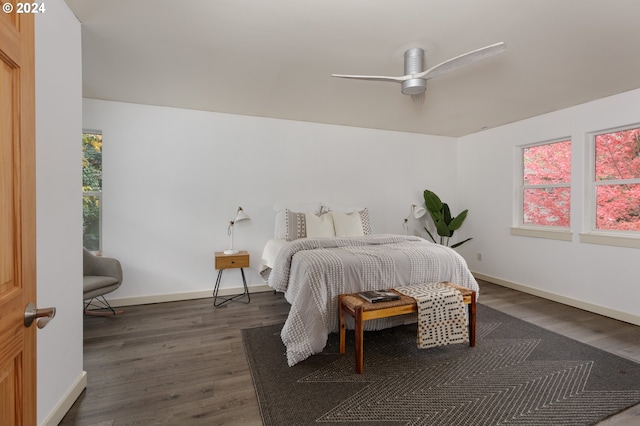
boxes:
[579,124,640,249]
[510,137,573,241]
[82,129,103,254]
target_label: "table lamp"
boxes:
[403,204,426,234]
[224,206,250,254]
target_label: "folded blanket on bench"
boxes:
[394,282,469,348]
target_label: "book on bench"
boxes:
[358,290,400,303]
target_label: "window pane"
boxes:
[595,127,640,181]
[82,132,102,251]
[523,187,571,226]
[596,184,640,231]
[82,133,102,190]
[523,140,571,185]
[83,194,101,251]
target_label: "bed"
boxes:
[261,229,479,366]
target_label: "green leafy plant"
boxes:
[423,189,472,248]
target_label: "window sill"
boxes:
[579,232,640,249]
[510,226,573,241]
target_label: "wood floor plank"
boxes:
[60,280,640,425]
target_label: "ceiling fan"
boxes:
[331,42,506,104]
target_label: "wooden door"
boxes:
[0,6,37,425]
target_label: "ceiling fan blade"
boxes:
[330,73,409,83]
[414,41,506,80]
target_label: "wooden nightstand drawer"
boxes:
[215,251,249,269]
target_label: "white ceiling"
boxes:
[65,0,640,137]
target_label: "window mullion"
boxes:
[594,178,640,186]
[523,183,571,190]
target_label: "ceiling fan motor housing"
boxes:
[401,47,426,95]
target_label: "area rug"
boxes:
[242,304,640,425]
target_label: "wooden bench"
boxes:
[338,282,476,373]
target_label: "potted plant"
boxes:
[423,189,472,248]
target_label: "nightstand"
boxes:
[213,251,250,307]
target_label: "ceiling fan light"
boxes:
[402,79,426,95]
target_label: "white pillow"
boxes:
[323,204,366,213]
[305,212,335,238]
[325,207,372,235]
[274,202,322,239]
[331,211,364,237]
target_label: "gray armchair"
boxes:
[83,248,123,315]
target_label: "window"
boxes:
[593,126,640,232]
[521,139,572,227]
[82,131,102,252]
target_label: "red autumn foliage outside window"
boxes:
[522,140,571,227]
[595,127,640,231]
[521,128,640,232]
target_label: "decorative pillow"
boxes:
[358,208,372,235]
[305,212,335,238]
[284,209,307,241]
[274,202,322,239]
[331,211,364,237]
[322,203,371,235]
[323,205,366,213]
[325,206,371,235]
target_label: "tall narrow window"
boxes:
[594,127,640,232]
[82,131,102,252]
[521,139,571,227]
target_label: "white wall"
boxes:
[35,1,85,425]
[458,88,640,324]
[82,99,458,302]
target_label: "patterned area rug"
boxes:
[242,304,640,425]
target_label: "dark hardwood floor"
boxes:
[60,280,640,425]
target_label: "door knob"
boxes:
[24,302,56,329]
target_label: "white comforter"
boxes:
[267,234,479,366]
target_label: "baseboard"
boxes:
[473,272,640,326]
[40,371,87,426]
[107,284,273,308]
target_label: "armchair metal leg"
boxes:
[84,296,123,316]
